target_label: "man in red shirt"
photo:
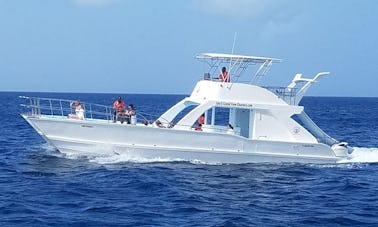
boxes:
[197,113,205,125]
[113,96,126,123]
[219,67,230,82]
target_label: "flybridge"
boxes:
[196,53,282,84]
[196,53,330,106]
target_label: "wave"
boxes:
[89,153,185,165]
[89,153,222,165]
[338,147,378,163]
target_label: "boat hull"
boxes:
[22,115,341,164]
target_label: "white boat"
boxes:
[21,53,353,164]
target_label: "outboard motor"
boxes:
[331,142,354,157]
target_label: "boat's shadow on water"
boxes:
[19,144,101,176]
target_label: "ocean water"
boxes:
[1,91,378,226]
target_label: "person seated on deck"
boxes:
[143,120,150,126]
[194,123,203,131]
[68,101,85,120]
[125,104,136,124]
[168,121,175,128]
[197,113,205,125]
[155,120,166,128]
[113,96,126,124]
[219,67,230,82]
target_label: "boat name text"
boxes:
[216,101,253,108]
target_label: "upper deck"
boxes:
[196,53,301,104]
[196,53,328,106]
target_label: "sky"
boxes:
[0,0,377,96]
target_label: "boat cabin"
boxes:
[156,53,334,145]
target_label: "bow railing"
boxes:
[20,96,115,121]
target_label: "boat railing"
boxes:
[20,96,116,121]
[20,96,158,124]
[263,86,298,105]
[201,74,299,105]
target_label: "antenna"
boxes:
[228,32,237,82]
[228,32,237,89]
[231,32,237,54]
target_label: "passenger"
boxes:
[168,121,175,128]
[227,123,234,134]
[155,120,166,128]
[70,100,80,109]
[126,104,136,124]
[219,67,230,82]
[76,103,85,120]
[68,101,85,120]
[113,96,126,123]
[195,123,203,131]
[197,113,205,125]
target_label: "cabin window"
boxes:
[204,107,229,126]
[204,107,252,138]
[172,104,198,125]
[214,107,230,125]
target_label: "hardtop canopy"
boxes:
[196,53,282,84]
[196,53,282,64]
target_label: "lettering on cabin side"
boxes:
[216,101,253,109]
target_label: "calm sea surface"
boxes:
[1,92,378,226]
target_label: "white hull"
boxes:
[23,115,341,164]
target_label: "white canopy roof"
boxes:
[196,53,282,63]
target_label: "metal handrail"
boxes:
[263,86,298,105]
[20,96,114,121]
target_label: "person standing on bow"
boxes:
[113,96,126,123]
[219,66,230,82]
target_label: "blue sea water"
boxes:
[1,91,378,226]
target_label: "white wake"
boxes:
[89,154,223,165]
[89,153,185,165]
[338,147,378,163]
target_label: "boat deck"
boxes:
[20,96,241,136]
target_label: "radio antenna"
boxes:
[228,32,237,83]
[231,32,237,54]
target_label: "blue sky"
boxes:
[0,0,377,96]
